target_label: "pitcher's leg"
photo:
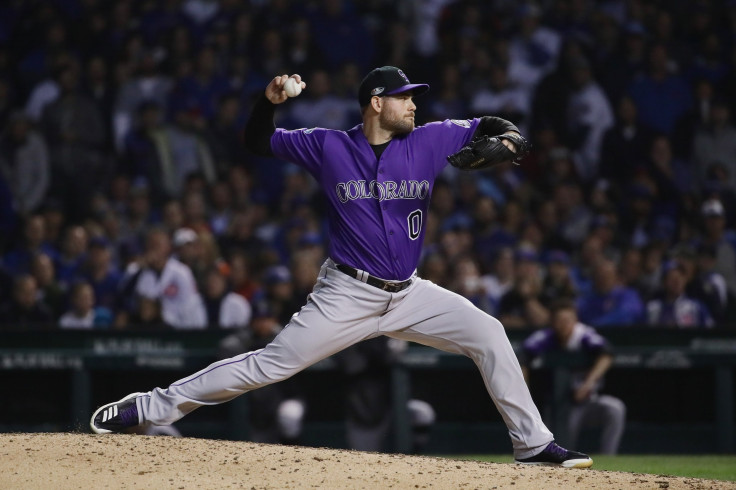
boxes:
[382,279,553,458]
[139,296,377,425]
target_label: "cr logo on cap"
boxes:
[371,87,385,96]
[397,69,410,83]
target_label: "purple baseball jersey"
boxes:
[522,323,610,357]
[271,119,481,280]
[522,323,612,393]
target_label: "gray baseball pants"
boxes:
[136,259,554,458]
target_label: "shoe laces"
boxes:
[546,442,569,459]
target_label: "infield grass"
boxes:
[454,455,736,482]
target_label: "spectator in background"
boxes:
[153,102,217,200]
[78,236,121,312]
[82,56,116,151]
[553,181,593,249]
[538,147,578,195]
[588,215,621,264]
[23,51,75,123]
[127,296,167,330]
[428,64,468,122]
[470,62,530,134]
[31,252,65,319]
[599,95,653,186]
[161,199,185,235]
[449,255,494,314]
[671,78,717,159]
[627,43,692,137]
[58,280,113,329]
[480,246,516,307]
[172,227,204,283]
[0,112,50,216]
[638,242,667,301]
[688,243,730,324]
[135,228,206,329]
[218,208,269,263]
[202,266,252,329]
[113,50,173,151]
[692,97,736,190]
[38,198,66,248]
[620,184,658,249]
[540,250,577,307]
[521,301,626,455]
[0,274,54,329]
[646,261,714,328]
[645,134,691,200]
[228,250,261,303]
[118,179,155,246]
[3,214,58,275]
[54,225,88,287]
[206,93,247,176]
[618,247,646,299]
[285,18,321,77]
[565,55,614,182]
[252,265,302,326]
[698,199,736,296]
[508,3,562,93]
[207,180,234,237]
[290,248,321,296]
[121,101,168,204]
[181,190,212,233]
[497,247,550,329]
[168,45,231,123]
[577,257,644,327]
[41,59,110,222]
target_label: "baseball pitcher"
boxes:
[91,66,592,468]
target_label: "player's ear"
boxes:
[370,96,382,113]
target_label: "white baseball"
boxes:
[284,77,302,97]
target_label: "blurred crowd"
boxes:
[1,0,736,331]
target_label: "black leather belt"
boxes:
[336,264,412,293]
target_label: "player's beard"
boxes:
[379,110,415,135]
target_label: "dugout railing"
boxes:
[0,327,734,454]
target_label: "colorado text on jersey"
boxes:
[335,179,430,203]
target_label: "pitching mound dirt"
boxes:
[0,433,733,489]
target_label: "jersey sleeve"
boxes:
[521,329,552,362]
[581,327,613,356]
[414,118,481,176]
[270,127,328,177]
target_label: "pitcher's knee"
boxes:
[473,315,506,343]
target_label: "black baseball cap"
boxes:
[358,66,430,107]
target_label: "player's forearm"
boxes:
[585,353,613,385]
[244,94,276,156]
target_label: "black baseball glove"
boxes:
[447,133,531,171]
